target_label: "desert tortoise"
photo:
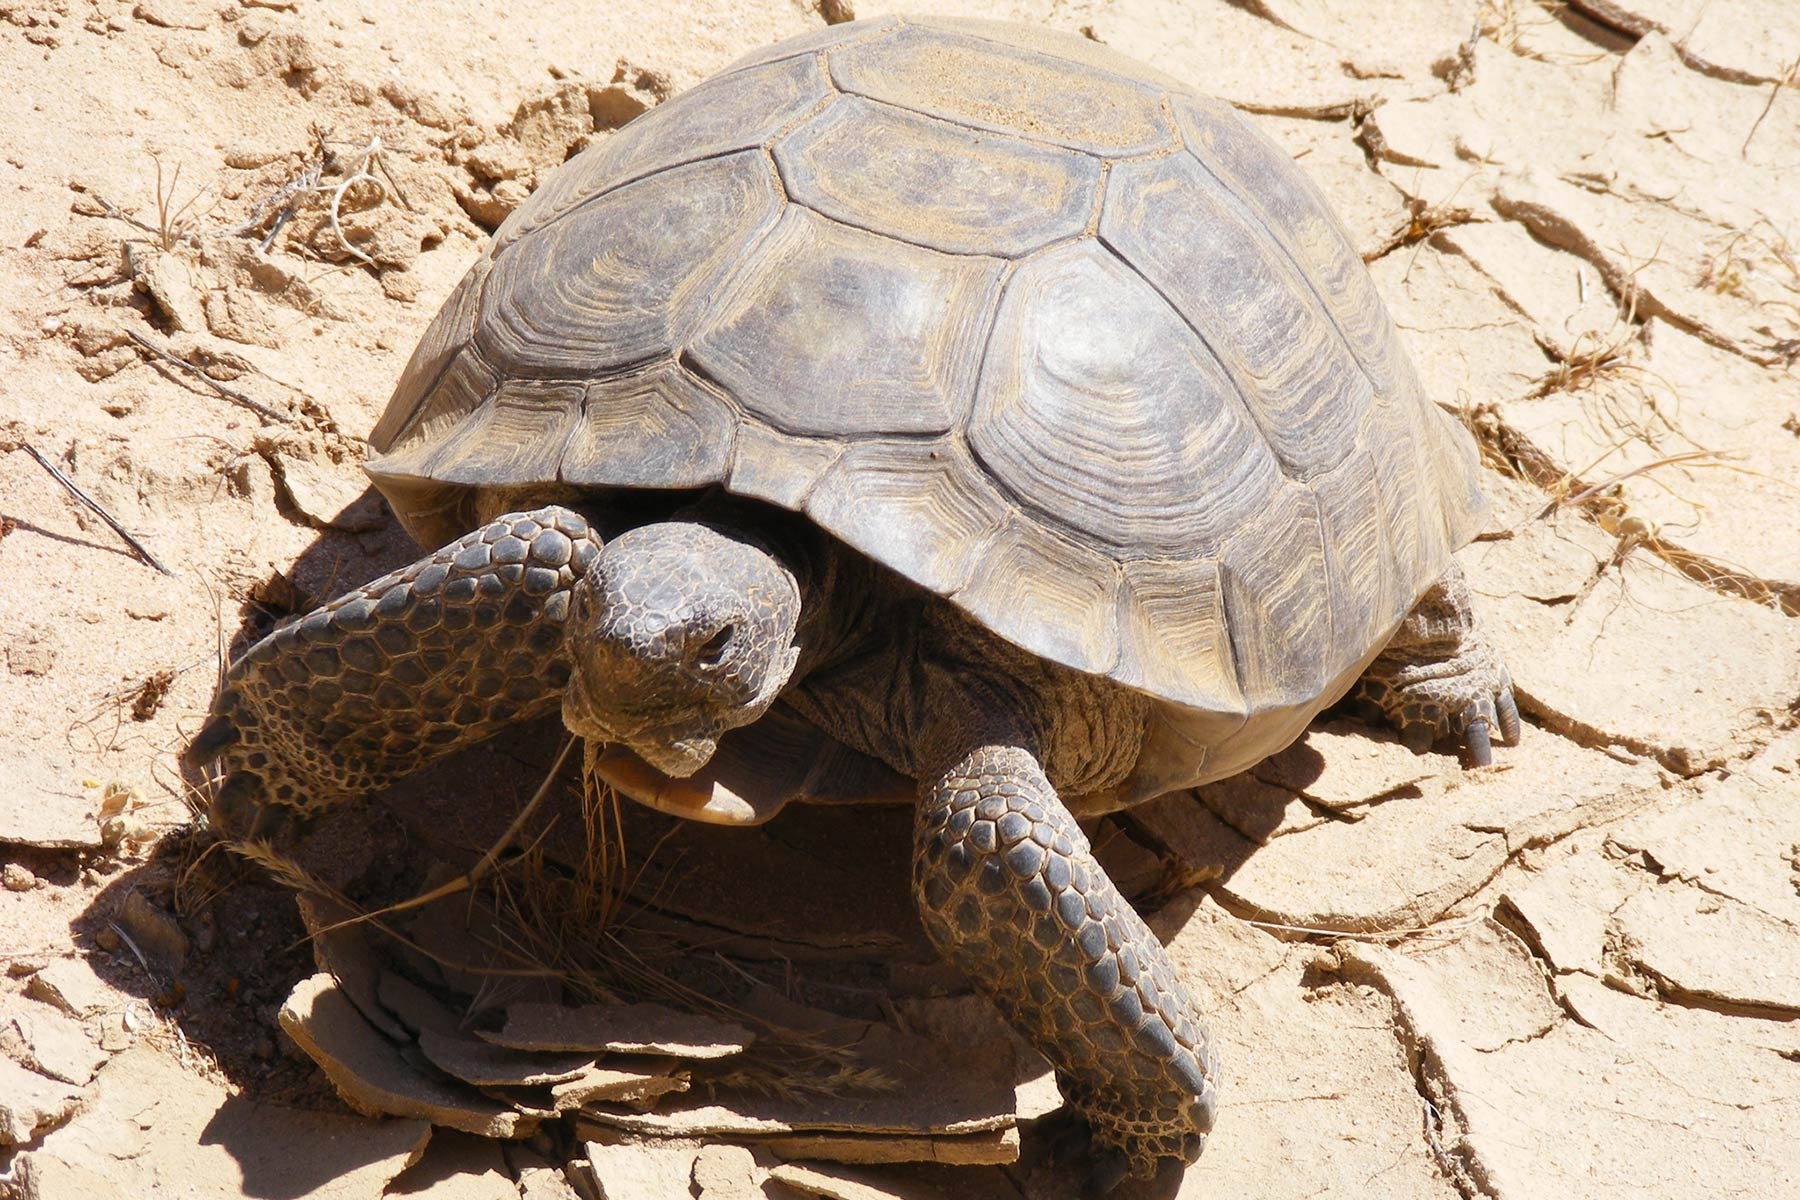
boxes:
[188,16,1519,1194]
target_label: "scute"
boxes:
[952,513,1123,679]
[1113,559,1242,715]
[805,439,1008,597]
[905,16,1195,95]
[717,14,900,76]
[969,240,1280,555]
[727,423,842,511]
[494,54,830,252]
[1102,152,1370,480]
[1213,482,1333,709]
[829,23,1174,156]
[775,95,1100,257]
[477,152,780,378]
[416,379,583,488]
[370,257,491,452]
[687,207,1003,437]
[560,366,736,489]
[1310,446,1402,659]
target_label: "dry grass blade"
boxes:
[1535,449,1727,521]
[1741,52,1800,158]
[311,736,582,936]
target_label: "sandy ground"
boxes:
[2,1,1799,1198]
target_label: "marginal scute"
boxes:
[776,95,1100,257]
[1102,152,1370,480]
[1309,445,1403,654]
[688,207,1004,437]
[969,240,1280,555]
[804,439,1008,596]
[726,421,843,512]
[495,54,829,251]
[370,257,491,452]
[418,379,584,488]
[477,152,780,378]
[368,346,500,474]
[953,513,1122,679]
[1214,482,1333,709]
[560,366,736,489]
[1366,413,1440,600]
[830,24,1174,156]
[1113,558,1244,715]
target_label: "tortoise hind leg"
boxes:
[186,506,602,840]
[914,742,1218,1196]
[1353,562,1521,764]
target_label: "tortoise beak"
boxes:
[560,678,722,778]
[628,726,719,778]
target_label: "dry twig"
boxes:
[124,329,293,425]
[21,442,172,575]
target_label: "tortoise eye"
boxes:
[695,625,735,666]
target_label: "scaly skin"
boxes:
[915,743,1218,1190]
[1353,562,1521,763]
[186,507,601,839]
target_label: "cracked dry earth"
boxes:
[2,1,1799,1199]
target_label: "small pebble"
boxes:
[94,927,121,952]
[3,863,37,892]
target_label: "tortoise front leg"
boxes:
[185,506,601,840]
[914,743,1219,1197]
[1353,561,1521,764]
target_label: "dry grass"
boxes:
[190,736,900,1104]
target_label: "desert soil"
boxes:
[2,1,1799,1199]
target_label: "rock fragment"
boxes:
[24,958,113,1017]
[1613,885,1800,1016]
[0,997,107,1086]
[385,1131,517,1200]
[480,1000,754,1059]
[279,974,538,1138]
[0,1056,82,1146]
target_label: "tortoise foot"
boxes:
[914,743,1218,1193]
[1355,563,1520,765]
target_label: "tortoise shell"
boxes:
[365,16,1487,795]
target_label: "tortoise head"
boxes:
[560,522,801,777]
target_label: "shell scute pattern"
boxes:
[477,151,782,379]
[827,23,1176,156]
[366,16,1488,750]
[775,95,1099,256]
[969,239,1280,556]
[686,206,1005,438]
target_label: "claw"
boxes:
[1497,688,1522,745]
[183,713,239,768]
[1148,1157,1187,1200]
[1464,718,1493,766]
[1082,1149,1131,1199]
